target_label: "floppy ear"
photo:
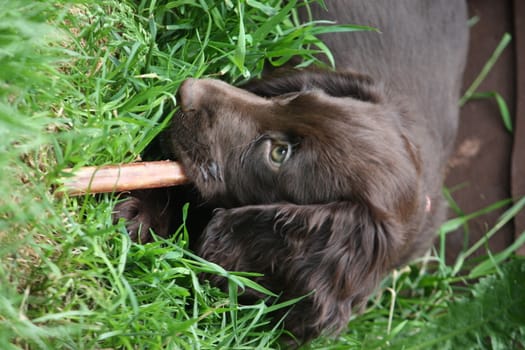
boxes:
[198,201,402,342]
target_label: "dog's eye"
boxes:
[269,141,292,166]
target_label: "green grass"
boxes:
[1,1,524,349]
[459,32,512,132]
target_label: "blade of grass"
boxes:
[468,231,525,278]
[459,32,511,106]
[439,198,512,235]
[468,91,512,132]
[463,196,525,259]
[252,0,297,43]
[233,0,247,77]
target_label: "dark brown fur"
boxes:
[114,0,469,343]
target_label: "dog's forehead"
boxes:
[254,92,374,139]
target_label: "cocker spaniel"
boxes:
[114,0,469,343]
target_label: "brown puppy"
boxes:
[115,0,469,343]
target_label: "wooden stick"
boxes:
[61,161,189,196]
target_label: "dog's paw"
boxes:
[113,195,156,243]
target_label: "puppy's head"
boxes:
[169,70,420,220]
[168,69,425,341]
